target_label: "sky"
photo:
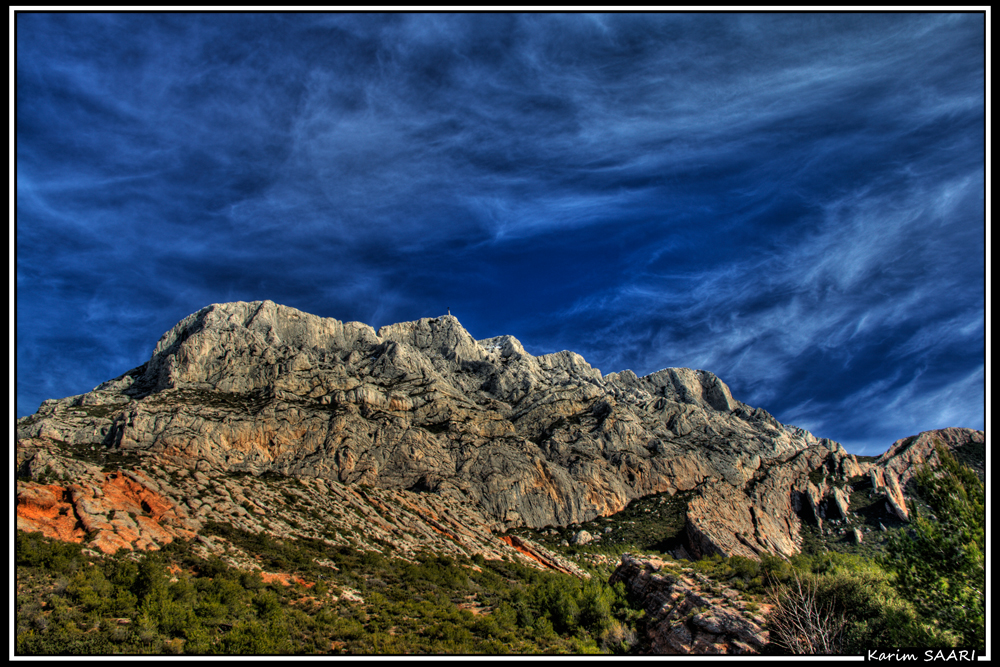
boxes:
[14,11,987,456]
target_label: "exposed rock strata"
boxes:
[14,440,553,570]
[497,534,589,578]
[869,467,910,522]
[685,439,866,559]
[876,427,985,486]
[610,554,768,654]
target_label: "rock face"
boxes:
[876,427,985,486]
[14,435,566,571]
[860,427,985,524]
[685,438,865,558]
[14,300,983,564]
[868,467,909,522]
[610,554,768,654]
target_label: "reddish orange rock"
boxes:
[16,483,86,543]
[16,469,197,555]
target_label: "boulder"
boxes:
[610,554,768,654]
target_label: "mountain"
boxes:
[15,300,984,567]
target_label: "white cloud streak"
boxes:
[16,13,985,453]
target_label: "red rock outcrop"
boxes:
[498,534,590,578]
[16,484,88,543]
[16,468,198,554]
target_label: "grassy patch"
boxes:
[511,490,692,561]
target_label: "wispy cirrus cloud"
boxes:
[549,165,984,451]
[16,13,985,454]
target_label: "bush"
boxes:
[767,572,846,654]
[16,530,84,572]
[781,566,955,653]
[729,555,762,580]
[759,554,792,583]
[216,619,290,654]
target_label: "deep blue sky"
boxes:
[15,12,986,455]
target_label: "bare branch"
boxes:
[766,572,847,654]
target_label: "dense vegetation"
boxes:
[15,442,985,656]
[882,443,986,649]
[15,528,640,655]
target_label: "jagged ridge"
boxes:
[16,300,982,561]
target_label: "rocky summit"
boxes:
[15,300,984,566]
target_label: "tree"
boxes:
[883,443,985,649]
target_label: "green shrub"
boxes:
[16,530,84,572]
[759,554,792,583]
[729,555,761,581]
[882,444,985,649]
[216,619,290,654]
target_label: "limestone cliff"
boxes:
[15,300,979,562]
